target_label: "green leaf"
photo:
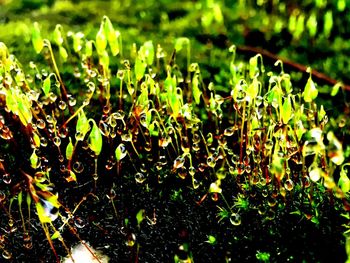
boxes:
[149,121,159,137]
[17,94,32,126]
[65,137,74,160]
[174,37,189,51]
[135,56,146,81]
[303,77,318,102]
[192,73,202,104]
[103,16,120,56]
[306,13,317,38]
[85,40,93,57]
[72,32,84,53]
[53,24,63,46]
[249,55,258,79]
[30,150,38,168]
[51,231,61,240]
[32,22,43,54]
[88,120,103,156]
[18,191,23,207]
[324,11,333,38]
[281,96,292,124]
[76,110,89,140]
[96,24,107,55]
[331,83,342,96]
[115,143,127,161]
[141,41,154,66]
[136,209,145,227]
[339,170,350,193]
[59,46,68,62]
[42,76,51,96]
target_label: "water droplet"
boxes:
[173,156,185,169]
[267,196,277,207]
[36,119,46,129]
[126,233,136,247]
[192,143,200,151]
[302,176,311,188]
[230,213,241,226]
[58,100,67,110]
[58,154,64,163]
[53,136,61,146]
[60,165,67,173]
[74,217,86,228]
[2,173,11,184]
[107,189,116,199]
[68,96,77,106]
[309,167,321,182]
[224,127,234,136]
[189,166,196,176]
[2,250,12,259]
[266,209,275,220]
[284,179,294,191]
[207,155,216,168]
[40,137,47,147]
[135,172,146,184]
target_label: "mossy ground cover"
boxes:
[1,0,350,262]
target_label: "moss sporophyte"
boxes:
[0,15,349,262]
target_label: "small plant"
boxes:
[0,13,349,262]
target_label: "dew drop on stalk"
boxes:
[107,189,116,200]
[48,92,57,103]
[267,196,277,207]
[36,119,45,129]
[58,100,67,110]
[198,163,206,172]
[207,155,216,168]
[211,193,219,201]
[58,154,64,163]
[2,250,12,260]
[189,166,196,176]
[2,173,11,184]
[60,165,67,173]
[192,143,200,151]
[223,126,234,137]
[261,189,268,198]
[53,136,61,146]
[74,217,86,229]
[284,179,294,191]
[155,162,163,171]
[75,131,84,141]
[255,96,263,106]
[126,233,136,247]
[0,191,5,202]
[173,156,185,169]
[135,172,146,184]
[266,209,275,220]
[237,162,245,175]
[121,132,131,142]
[230,213,241,226]
[68,96,77,106]
[178,167,187,179]
[245,165,251,174]
[144,142,151,152]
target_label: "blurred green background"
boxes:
[0,0,349,81]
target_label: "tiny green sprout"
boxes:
[103,16,120,56]
[339,164,350,193]
[323,10,333,38]
[217,206,230,223]
[136,209,145,227]
[65,137,74,160]
[42,75,51,97]
[96,23,107,55]
[115,143,127,161]
[53,24,64,46]
[205,235,217,245]
[32,22,43,54]
[256,251,270,262]
[88,120,103,156]
[303,68,318,102]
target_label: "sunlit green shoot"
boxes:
[32,22,43,54]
